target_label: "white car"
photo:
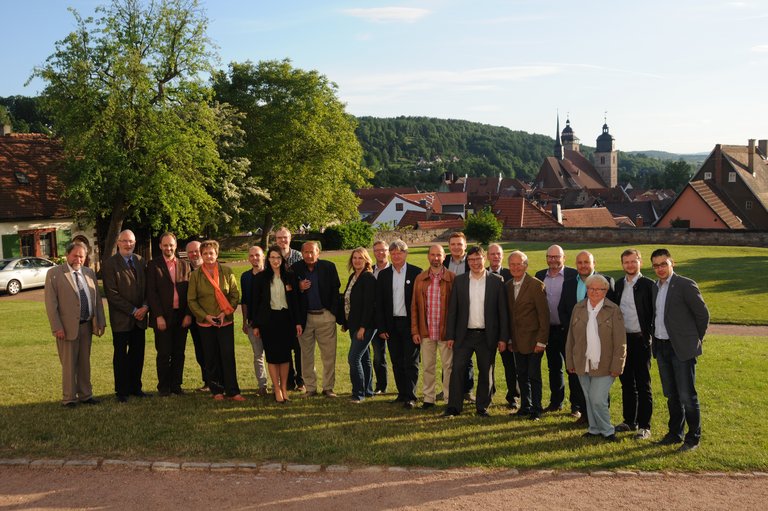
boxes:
[0,257,56,295]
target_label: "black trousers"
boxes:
[515,351,544,414]
[447,330,495,413]
[499,350,520,405]
[545,325,585,413]
[388,317,419,401]
[189,322,209,386]
[287,337,304,389]
[113,327,146,397]
[619,332,653,429]
[371,336,388,392]
[154,309,188,393]
[199,323,240,396]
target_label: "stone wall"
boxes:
[374,227,768,248]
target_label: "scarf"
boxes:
[586,299,604,371]
[201,264,235,316]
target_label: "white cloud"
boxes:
[750,44,768,52]
[342,66,559,91]
[340,7,430,23]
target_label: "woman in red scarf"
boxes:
[188,240,244,401]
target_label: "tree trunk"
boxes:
[102,200,128,264]
[261,212,274,250]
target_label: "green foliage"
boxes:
[0,95,51,133]
[0,105,11,126]
[464,209,502,245]
[31,0,239,258]
[212,59,371,243]
[356,116,553,188]
[323,221,374,250]
[662,159,695,192]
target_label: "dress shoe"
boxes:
[171,388,184,396]
[197,385,209,393]
[158,391,171,397]
[116,395,128,403]
[582,432,600,438]
[63,402,77,408]
[506,401,519,411]
[295,385,306,392]
[349,398,363,404]
[678,442,699,452]
[614,422,637,433]
[603,434,619,442]
[322,390,337,398]
[304,390,319,397]
[529,412,541,421]
[635,428,652,440]
[544,404,563,413]
[373,389,385,396]
[476,409,491,417]
[229,394,246,402]
[574,415,589,426]
[657,434,684,445]
[422,402,435,410]
[569,411,582,419]
[81,398,100,405]
[463,392,476,403]
[435,391,444,401]
[390,397,406,404]
[213,394,225,401]
[442,409,459,418]
[404,400,416,409]
[131,391,150,398]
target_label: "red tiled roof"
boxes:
[418,219,465,230]
[560,207,618,228]
[688,180,745,229]
[492,196,562,228]
[356,187,419,202]
[0,133,69,221]
[435,191,467,205]
[398,210,462,228]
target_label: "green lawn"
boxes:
[1,284,767,471]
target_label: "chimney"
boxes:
[748,139,756,174]
[635,214,644,227]
[552,203,562,224]
[758,139,768,158]
[1,124,11,136]
[714,144,722,186]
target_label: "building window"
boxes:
[395,203,403,211]
[600,156,605,164]
[728,172,736,183]
[14,171,30,185]
[746,201,753,210]
[703,172,712,180]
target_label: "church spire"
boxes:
[554,111,564,160]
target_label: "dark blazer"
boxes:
[614,274,655,339]
[249,270,302,329]
[291,259,341,324]
[534,266,578,282]
[558,272,616,334]
[102,252,148,332]
[343,271,377,332]
[446,271,509,348]
[443,254,470,274]
[145,256,191,328]
[376,263,422,336]
[488,267,512,283]
[655,273,710,361]
[506,274,550,354]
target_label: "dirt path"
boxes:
[1,466,766,511]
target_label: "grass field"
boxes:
[1,243,766,471]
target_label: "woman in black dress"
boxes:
[249,246,303,403]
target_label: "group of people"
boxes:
[44,228,710,453]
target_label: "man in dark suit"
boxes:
[292,241,341,397]
[376,239,422,408]
[614,248,656,440]
[504,250,549,420]
[44,241,106,407]
[651,248,709,452]
[145,232,192,396]
[557,249,615,422]
[535,245,578,418]
[443,246,509,417]
[102,229,149,402]
[487,243,518,410]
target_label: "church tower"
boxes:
[593,119,617,188]
[561,116,580,153]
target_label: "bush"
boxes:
[323,221,374,250]
[464,209,502,245]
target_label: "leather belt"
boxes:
[307,309,325,315]
[653,336,670,343]
[468,328,485,332]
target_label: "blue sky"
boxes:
[3,0,768,153]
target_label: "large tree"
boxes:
[32,0,240,258]
[212,59,370,245]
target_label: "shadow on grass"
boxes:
[675,255,768,296]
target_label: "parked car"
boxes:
[0,257,56,295]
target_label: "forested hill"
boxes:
[355,116,554,189]
[355,116,700,191]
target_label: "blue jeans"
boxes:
[655,340,701,444]
[349,328,376,400]
[578,374,615,437]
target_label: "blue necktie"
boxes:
[74,271,89,321]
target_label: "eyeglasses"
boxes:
[587,287,608,292]
[652,261,670,269]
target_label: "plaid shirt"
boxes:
[426,268,444,340]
